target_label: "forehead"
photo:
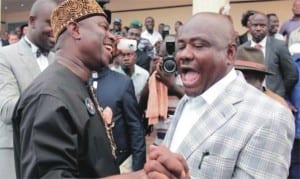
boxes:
[81,15,108,26]
[251,14,268,24]
[178,15,228,43]
[128,28,141,33]
[145,17,154,22]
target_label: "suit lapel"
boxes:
[176,75,245,159]
[18,39,41,77]
[265,37,271,64]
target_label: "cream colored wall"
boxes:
[0,0,294,35]
[107,0,293,35]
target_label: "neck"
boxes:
[55,52,91,82]
[123,66,134,77]
[147,29,153,34]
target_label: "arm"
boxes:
[277,42,299,95]
[19,95,79,178]
[123,80,146,170]
[233,109,295,178]
[0,52,20,124]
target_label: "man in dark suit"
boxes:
[91,67,146,171]
[238,10,256,45]
[244,12,298,98]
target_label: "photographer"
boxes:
[144,35,184,143]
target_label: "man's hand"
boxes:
[144,145,190,179]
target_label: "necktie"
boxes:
[254,44,262,49]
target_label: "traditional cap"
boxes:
[235,46,274,75]
[51,0,106,40]
[113,17,122,25]
[130,20,142,28]
[117,38,137,53]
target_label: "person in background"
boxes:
[147,36,184,145]
[288,42,300,179]
[0,30,9,47]
[267,13,285,41]
[144,12,295,179]
[141,16,162,46]
[280,0,300,41]
[174,20,183,36]
[127,20,153,71]
[8,31,20,45]
[20,23,29,38]
[112,38,149,103]
[238,10,257,45]
[92,48,146,171]
[158,23,165,37]
[244,12,298,98]
[234,46,289,108]
[0,0,57,178]
[110,17,122,36]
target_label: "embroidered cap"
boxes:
[51,0,107,40]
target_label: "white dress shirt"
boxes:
[24,36,49,71]
[170,69,237,152]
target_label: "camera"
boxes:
[117,39,137,52]
[161,35,177,73]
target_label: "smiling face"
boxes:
[176,13,236,96]
[29,1,57,52]
[78,15,115,70]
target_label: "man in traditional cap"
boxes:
[0,0,57,178]
[12,0,152,178]
[235,46,289,108]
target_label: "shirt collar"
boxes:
[251,36,267,48]
[24,36,39,55]
[185,68,237,105]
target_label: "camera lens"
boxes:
[162,57,177,73]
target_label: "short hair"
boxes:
[266,13,277,19]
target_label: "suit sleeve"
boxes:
[19,94,78,178]
[233,109,295,178]
[277,42,299,95]
[0,51,20,124]
[122,80,146,170]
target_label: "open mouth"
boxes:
[180,66,200,86]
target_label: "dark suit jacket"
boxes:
[243,37,298,97]
[238,31,249,45]
[94,67,146,170]
[136,49,151,72]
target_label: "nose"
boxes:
[176,45,194,64]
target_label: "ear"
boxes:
[29,16,36,29]
[66,22,81,40]
[226,43,237,65]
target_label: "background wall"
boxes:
[1,0,293,35]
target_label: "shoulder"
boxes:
[107,69,131,82]
[135,65,149,77]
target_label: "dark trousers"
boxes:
[289,139,300,179]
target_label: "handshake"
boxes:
[142,145,190,179]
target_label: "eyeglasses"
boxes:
[119,53,135,58]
